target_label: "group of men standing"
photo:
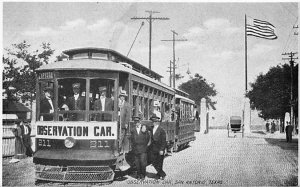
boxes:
[117,90,167,180]
[128,112,167,180]
[130,114,166,180]
[12,120,34,158]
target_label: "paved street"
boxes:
[2,129,298,186]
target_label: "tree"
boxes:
[246,63,298,120]
[3,41,55,116]
[178,73,217,109]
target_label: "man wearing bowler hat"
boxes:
[65,83,86,120]
[93,86,113,121]
[149,113,167,180]
[130,115,151,180]
[40,87,54,121]
[94,86,114,111]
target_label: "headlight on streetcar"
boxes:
[64,137,76,148]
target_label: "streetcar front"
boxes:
[33,53,130,183]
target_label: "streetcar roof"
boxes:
[62,47,163,79]
[175,94,195,104]
[175,88,190,97]
[37,58,174,92]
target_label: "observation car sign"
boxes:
[36,121,117,140]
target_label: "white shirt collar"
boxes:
[74,94,79,100]
[47,98,54,110]
[136,124,141,134]
[100,97,106,111]
[153,125,159,134]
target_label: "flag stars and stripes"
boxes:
[246,17,278,40]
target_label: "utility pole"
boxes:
[131,11,169,70]
[293,25,298,35]
[161,30,187,88]
[282,52,298,133]
[167,60,173,87]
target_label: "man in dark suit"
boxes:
[118,90,131,151]
[40,87,54,121]
[93,86,113,121]
[149,113,167,180]
[20,120,34,157]
[130,115,151,180]
[64,83,86,121]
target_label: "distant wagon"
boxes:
[227,116,244,137]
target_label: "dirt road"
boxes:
[2,130,298,186]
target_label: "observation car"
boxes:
[33,47,197,183]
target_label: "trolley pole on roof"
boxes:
[127,22,145,57]
[161,30,187,88]
[131,11,169,70]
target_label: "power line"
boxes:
[280,3,298,18]
[131,11,169,70]
[282,17,298,52]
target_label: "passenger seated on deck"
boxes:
[163,104,171,122]
[93,86,113,121]
[62,83,86,121]
[40,87,54,121]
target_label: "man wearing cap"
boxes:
[40,87,54,121]
[130,115,151,180]
[118,90,131,151]
[149,113,167,180]
[65,83,86,120]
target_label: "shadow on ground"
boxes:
[251,130,267,135]
[264,137,298,151]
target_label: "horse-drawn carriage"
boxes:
[227,116,244,137]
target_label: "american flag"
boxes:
[246,17,277,40]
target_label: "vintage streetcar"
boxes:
[33,47,199,183]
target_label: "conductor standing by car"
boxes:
[130,115,151,180]
[149,113,167,180]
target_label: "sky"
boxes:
[2,2,298,126]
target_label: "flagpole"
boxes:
[245,14,248,93]
[244,14,251,134]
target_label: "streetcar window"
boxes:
[132,95,137,117]
[89,79,115,121]
[73,53,89,59]
[38,81,55,121]
[144,98,148,120]
[92,52,108,60]
[139,97,143,119]
[58,78,86,121]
